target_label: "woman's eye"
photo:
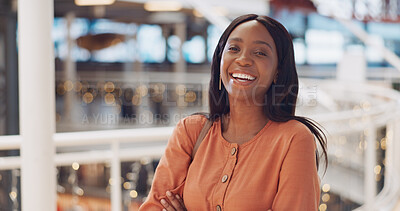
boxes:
[228,46,239,52]
[255,51,267,56]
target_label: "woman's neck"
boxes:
[221,102,269,144]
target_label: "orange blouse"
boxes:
[139,115,320,211]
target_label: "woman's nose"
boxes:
[235,52,252,66]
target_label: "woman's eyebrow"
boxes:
[228,37,242,43]
[228,37,272,50]
[254,40,273,50]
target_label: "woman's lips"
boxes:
[229,73,257,86]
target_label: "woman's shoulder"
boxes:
[176,114,209,139]
[271,119,316,151]
[179,114,208,128]
[273,119,313,138]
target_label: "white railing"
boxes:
[0,127,174,169]
[0,127,173,211]
[1,79,400,210]
[309,80,400,210]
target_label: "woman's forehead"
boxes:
[228,21,274,42]
[227,20,276,49]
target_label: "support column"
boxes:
[173,23,186,73]
[18,0,56,210]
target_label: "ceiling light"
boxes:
[144,1,183,12]
[75,0,116,6]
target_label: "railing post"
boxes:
[364,125,377,210]
[18,0,56,210]
[111,142,122,211]
[385,121,394,187]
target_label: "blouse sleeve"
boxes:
[271,128,320,211]
[139,116,206,210]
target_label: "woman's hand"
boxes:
[160,191,187,211]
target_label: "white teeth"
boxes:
[232,73,256,81]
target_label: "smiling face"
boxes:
[220,20,278,105]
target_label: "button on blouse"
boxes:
[231,147,236,156]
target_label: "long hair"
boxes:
[208,14,328,171]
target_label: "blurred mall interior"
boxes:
[1,0,400,210]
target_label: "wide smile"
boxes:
[229,72,257,86]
